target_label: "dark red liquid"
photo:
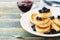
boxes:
[17,1,33,12]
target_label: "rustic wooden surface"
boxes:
[0,0,41,37]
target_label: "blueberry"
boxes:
[50,16,54,20]
[41,10,45,13]
[47,9,50,11]
[31,24,35,28]
[31,24,36,31]
[50,29,57,34]
[39,10,45,13]
[39,10,42,12]
[57,31,60,33]
[44,9,50,12]
[42,7,47,10]
[44,9,47,12]
[39,7,50,13]
[44,32,50,34]
[36,17,42,20]
[45,29,57,34]
[57,15,60,19]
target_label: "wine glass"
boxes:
[17,0,33,16]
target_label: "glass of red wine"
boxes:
[17,0,33,16]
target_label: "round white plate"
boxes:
[20,7,60,37]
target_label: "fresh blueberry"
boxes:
[50,29,57,34]
[41,10,45,13]
[39,10,45,13]
[44,32,50,34]
[44,9,50,12]
[50,16,54,20]
[44,9,47,12]
[31,24,36,31]
[36,17,42,20]
[45,29,57,34]
[57,15,60,19]
[42,7,47,10]
[39,10,42,13]
[39,10,42,12]
[47,9,50,11]
[39,7,50,13]
[31,24,35,28]
[57,31,60,33]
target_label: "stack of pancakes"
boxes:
[30,7,60,34]
[51,16,60,31]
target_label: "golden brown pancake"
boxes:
[30,13,50,24]
[51,19,60,31]
[34,17,50,24]
[36,20,51,27]
[30,13,37,24]
[35,24,51,34]
[53,18,60,27]
[39,11,52,18]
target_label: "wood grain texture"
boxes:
[0,28,37,37]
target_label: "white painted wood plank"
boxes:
[0,0,18,2]
[0,2,17,7]
[0,12,20,14]
[0,2,18,9]
[0,19,20,22]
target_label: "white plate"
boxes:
[20,7,60,37]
